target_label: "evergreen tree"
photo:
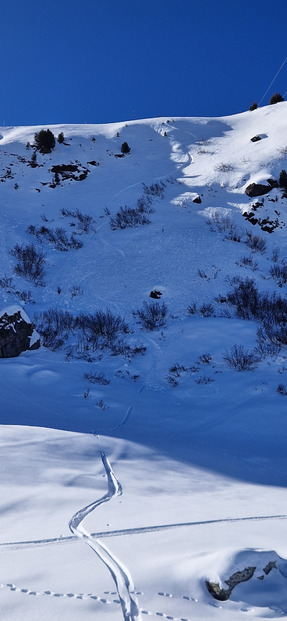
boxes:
[121,141,131,155]
[34,129,56,154]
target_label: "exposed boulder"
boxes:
[193,195,202,204]
[0,306,40,358]
[245,182,273,197]
[206,566,256,601]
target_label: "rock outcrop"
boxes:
[0,306,40,358]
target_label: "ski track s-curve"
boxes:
[69,451,141,621]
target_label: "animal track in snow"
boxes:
[1,582,194,620]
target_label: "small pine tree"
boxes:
[269,92,284,105]
[57,132,64,144]
[249,102,258,111]
[34,129,56,154]
[279,169,287,190]
[30,151,37,166]
[121,141,131,155]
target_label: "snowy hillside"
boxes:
[1,102,287,620]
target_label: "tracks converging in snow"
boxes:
[69,451,141,621]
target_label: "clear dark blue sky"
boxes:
[1,0,287,126]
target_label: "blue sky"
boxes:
[1,0,287,126]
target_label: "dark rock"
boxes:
[193,195,202,204]
[245,183,272,197]
[206,566,256,601]
[0,308,40,358]
[250,135,261,142]
[267,178,278,188]
[150,290,162,299]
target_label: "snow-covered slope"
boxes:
[1,103,287,620]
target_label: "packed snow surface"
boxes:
[1,102,287,619]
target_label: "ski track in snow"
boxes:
[1,513,286,551]
[69,451,141,621]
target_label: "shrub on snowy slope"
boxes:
[10,243,46,286]
[279,169,287,191]
[134,301,168,330]
[269,92,284,105]
[34,129,56,154]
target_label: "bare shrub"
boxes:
[27,224,83,251]
[11,243,45,285]
[223,344,259,371]
[270,262,287,286]
[110,206,151,230]
[35,309,75,348]
[61,208,95,233]
[200,303,214,317]
[214,163,234,172]
[188,302,197,315]
[236,254,258,271]
[226,278,260,319]
[84,372,110,385]
[134,301,167,330]
[70,285,83,298]
[208,212,241,241]
[194,375,214,384]
[245,231,266,253]
[142,181,165,198]
[78,310,129,349]
[277,383,287,396]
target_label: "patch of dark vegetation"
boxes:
[27,224,83,251]
[61,208,95,233]
[270,261,287,286]
[279,169,287,197]
[35,308,145,359]
[0,276,34,304]
[245,231,267,252]
[227,277,287,349]
[0,167,14,182]
[143,181,165,199]
[200,303,214,317]
[10,243,45,285]
[121,141,131,154]
[223,344,259,371]
[84,372,110,385]
[207,212,242,241]
[35,308,129,354]
[134,300,168,330]
[34,129,55,154]
[110,201,153,230]
[270,92,284,105]
[277,383,287,396]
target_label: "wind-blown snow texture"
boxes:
[1,103,287,620]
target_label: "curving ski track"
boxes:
[69,451,141,621]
